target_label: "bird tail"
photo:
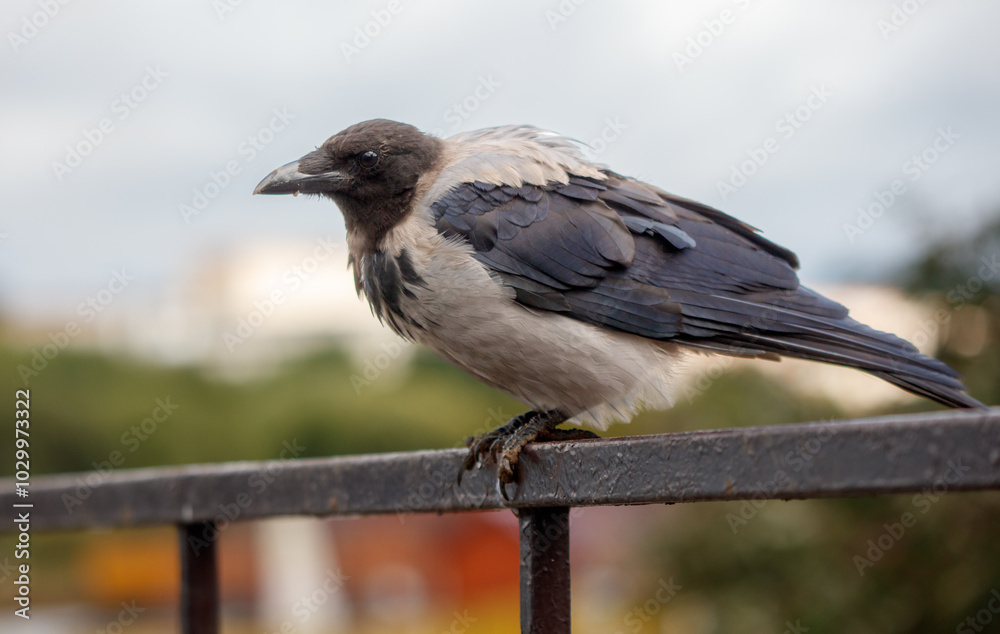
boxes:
[678,288,987,410]
[749,321,985,409]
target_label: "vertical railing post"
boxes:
[519,506,571,634]
[179,522,219,634]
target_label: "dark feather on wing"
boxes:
[429,171,984,409]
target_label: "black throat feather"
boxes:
[357,248,426,339]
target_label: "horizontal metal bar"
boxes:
[2,410,998,532]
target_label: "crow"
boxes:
[255,119,985,495]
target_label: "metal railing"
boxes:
[4,409,1000,633]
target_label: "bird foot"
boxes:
[457,410,598,500]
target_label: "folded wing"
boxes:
[430,172,983,409]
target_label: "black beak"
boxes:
[253,160,346,195]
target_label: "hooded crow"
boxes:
[255,119,985,492]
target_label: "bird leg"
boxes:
[458,409,599,498]
[459,410,537,483]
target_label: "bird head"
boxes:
[255,119,443,246]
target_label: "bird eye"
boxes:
[358,150,380,169]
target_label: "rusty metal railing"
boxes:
[3,409,1000,633]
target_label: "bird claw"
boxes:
[497,456,517,501]
[456,427,506,485]
[456,410,591,500]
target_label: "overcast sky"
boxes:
[2,1,999,322]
